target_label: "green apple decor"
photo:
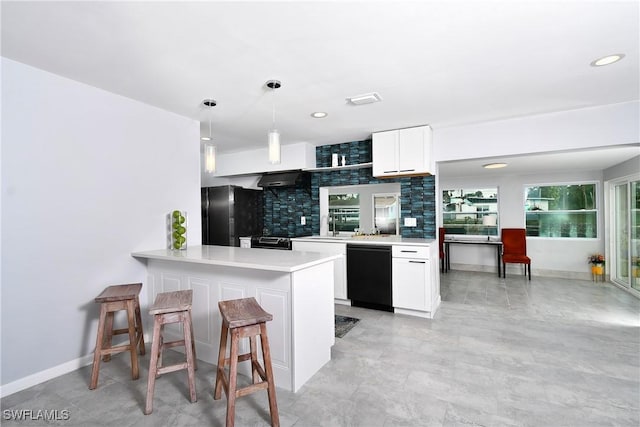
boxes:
[170,210,187,250]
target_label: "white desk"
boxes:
[444,239,503,276]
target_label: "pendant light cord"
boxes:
[271,87,276,129]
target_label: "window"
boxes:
[329,193,360,232]
[373,193,400,235]
[442,188,498,235]
[524,183,597,238]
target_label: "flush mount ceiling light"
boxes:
[483,162,508,169]
[266,80,282,165]
[202,98,217,173]
[590,53,625,67]
[346,92,382,105]
[311,112,328,118]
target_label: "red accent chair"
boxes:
[501,228,531,280]
[439,227,447,273]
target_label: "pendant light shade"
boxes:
[268,129,280,164]
[205,143,216,173]
[266,80,282,165]
[202,98,217,173]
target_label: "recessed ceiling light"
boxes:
[483,163,508,169]
[311,112,328,118]
[590,54,625,67]
[346,92,382,105]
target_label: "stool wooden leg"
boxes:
[260,323,280,427]
[188,311,197,371]
[102,311,114,362]
[226,329,240,427]
[144,315,163,415]
[126,300,140,381]
[157,324,165,375]
[183,311,197,403]
[135,296,146,355]
[214,322,229,400]
[249,336,260,384]
[89,304,108,390]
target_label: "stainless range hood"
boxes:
[257,170,310,188]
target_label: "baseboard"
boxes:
[0,354,94,398]
[0,332,154,399]
[447,263,595,281]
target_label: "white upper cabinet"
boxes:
[372,125,433,178]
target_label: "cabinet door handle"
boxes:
[401,250,417,253]
[399,169,415,172]
[409,260,426,264]
[383,170,398,174]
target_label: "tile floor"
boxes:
[2,271,639,426]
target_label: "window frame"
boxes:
[371,192,401,235]
[523,180,599,240]
[442,187,500,236]
[328,193,360,233]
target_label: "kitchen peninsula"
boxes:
[132,245,339,392]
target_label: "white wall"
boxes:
[603,155,640,181]
[1,59,201,393]
[440,170,604,278]
[201,142,316,181]
[434,101,639,278]
[434,101,639,162]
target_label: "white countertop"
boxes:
[132,245,340,273]
[291,235,435,246]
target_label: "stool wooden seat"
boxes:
[145,289,197,415]
[214,297,279,427]
[90,283,145,390]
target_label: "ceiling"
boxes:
[438,144,640,177]
[2,1,639,174]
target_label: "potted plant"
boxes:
[588,253,605,279]
[632,257,640,285]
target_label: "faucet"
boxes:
[330,212,338,236]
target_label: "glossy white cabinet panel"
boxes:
[372,125,433,178]
[292,240,347,302]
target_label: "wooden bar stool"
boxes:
[214,297,279,427]
[90,283,145,390]
[145,289,197,415]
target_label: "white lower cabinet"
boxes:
[392,244,437,318]
[291,239,440,318]
[392,258,430,311]
[292,241,347,302]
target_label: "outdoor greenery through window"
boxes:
[329,194,360,232]
[525,183,597,238]
[442,188,498,236]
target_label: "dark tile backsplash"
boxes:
[315,140,372,167]
[262,186,313,237]
[263,139,435,239]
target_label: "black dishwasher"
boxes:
[347,244,393,312]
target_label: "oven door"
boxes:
[250,236,292,250]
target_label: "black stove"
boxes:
[250,236,292,250]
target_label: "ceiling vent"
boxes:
[346,92,382,105]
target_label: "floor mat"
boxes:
[335,315,360,338]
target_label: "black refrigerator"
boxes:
[201,185,263,247]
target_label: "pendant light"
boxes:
[201,99,216,173]
[266,80,281,164]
